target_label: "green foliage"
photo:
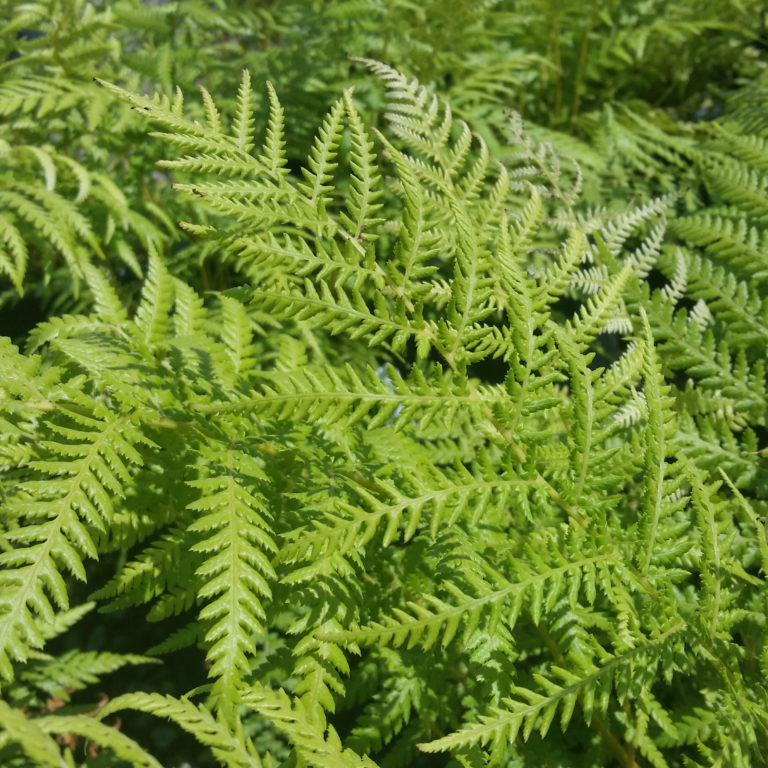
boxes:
[1,2,767,768]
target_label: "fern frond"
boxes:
[0,75,86,118]
[188,441,276,706]
[289,608,354,716]
[298,96,346,212]
[600,196,672,260]
[258,81,288,177]
[659,249,687,306]
[636,309,683,575]
[19,50,764,768]
[669,213,768,281]
[719,469,768,577]
[83,264,128,326]
[235,231,383,290]
[20,649,155,703]
[219,295,257,378]
[0,212,27,293]
[325,535,616,651]
[645,290,766,419]
[280,462,532,581]
[682,252,768,347]
[341,90,383,241]
[90,518,200,615]
[710,129,768,174]
[565,260,635,348]
[36,714,163,768]
[133,252,175,348]
[100,692,263,768]
[418,622,685,758]
[233,68,256,153]
[0,699,67,768]
[705,160,768,224]
[241,683,378,768]
[347,672,422,756]
[248,281,435,358]
[213,363,506,431]
[0,395,146,679]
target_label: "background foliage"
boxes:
[1,1,767,767]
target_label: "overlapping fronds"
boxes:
[2,32,767,768]
[101,693,263,768]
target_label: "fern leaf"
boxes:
[219,295,256,377]
[233,68,256,153]
[210,363,506,432]
[325,544,615,651]
[258,82,288,177]
[419,623,685,756]
[298,96,346,212]
[683,251,768,346]
[133,252,175,348]
[199,84,223,135]
[22,649,156,702]
[101,692,263,768]
[0,699,67,768]
[341,89,383,241]
[669,213,768,281]
[706,161,768,223]
[249,281,434,357]
[635,309,687,576]
[36,714,163,768]
[0,398,146,679]
[0,213,27,293]
[241,683,378,768]
[188,442,276,705]
[82,264,128,326]
[280,465,531,581]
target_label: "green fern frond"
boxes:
[636,309,684,575]
[0,212,27,294]
[258,82,288,177]
[187,441,277,705]
[0,75,86,119]
[133,253,175,348]
[325,533,616,652]
[3,34,767,767]
[340,89,384,241]
[682,252,768,346]
[0,395,147,679]
[222,363,506,432]
[248,281,435,358]
[705,161,768,223]
[669,213,768,282]
[233,68,256,153]
[35,714,163,768]
[280,461,532,581]
[19,648,156,704]
[299,96,346,212]
[90,517,200,615]
[418,621,685,758]
[645,290,766,419]
[101,692,264,768]
[0,699,67,768]
[347,672,422,756]
[289,609,354,716]
[241,683,378,768]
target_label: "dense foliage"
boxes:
[1,2,767,767]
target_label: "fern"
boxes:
[1,6,768,765]
[188,441,277,709]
